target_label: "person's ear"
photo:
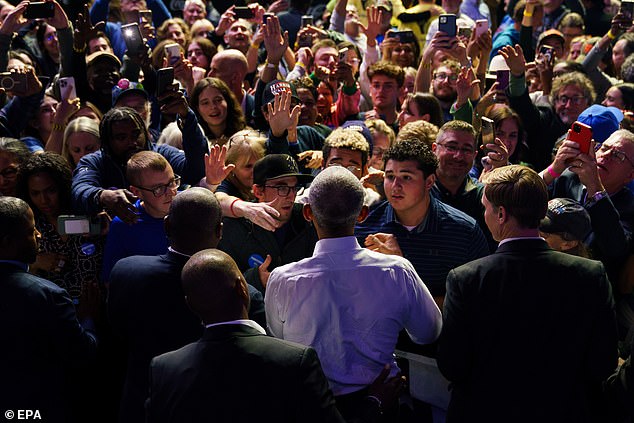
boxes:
[357,205,369,223]
[431,142,438,153]
[424,173,435,191]
[253,184,265,202]
[498,206,507,222]
[421,113,431,122]
[303,203,314,222]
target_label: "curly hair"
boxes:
[551,72,595,104]
[383,137,438,177]
[157,18,191,45]
[397,120,440,148]
[0,137,30,165]
[190,77,246,141]
[291,76,317,101]
[367,61,405,87]
[16,152,73,216]
[323,127,370,167]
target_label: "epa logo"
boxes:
[4,410,42,419]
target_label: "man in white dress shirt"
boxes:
[265,166,442,420]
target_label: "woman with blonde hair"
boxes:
[202,130,280,231]
[61,117,101,169]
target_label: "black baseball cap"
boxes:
[262,80,300,107]
[253,154,314,186]
[539,198,591,241]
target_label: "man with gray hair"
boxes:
[265,166,442,420]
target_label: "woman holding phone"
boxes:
[16,152,103,303]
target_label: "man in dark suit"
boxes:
[0,197,98,423]
[108,188,265,423]
[146,249,345,423]
[437,165,619,423]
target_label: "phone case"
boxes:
[566,121,593,154]
[122,23,144,53]
[481,117,495,145]
[475,19,488,37]
[439,15,457,37]
[156,67,174,97]
[59,77,76,100]
[164,43,181,65]
[234,7,254,19]
[24,2,55,19]
[496,70,510,91]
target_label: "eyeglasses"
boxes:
[264,185,301,196]
[327,162,362,173]
[436,142,475,155]
[554,95,587,106]
[46,32,58,42]
[433,72,458,83]
[134,175,181,197]
[599,144,634,167]
[0,166,17,179]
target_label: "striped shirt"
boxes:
[355,196,490,296]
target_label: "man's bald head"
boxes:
[209,49,248,94]
[182,249,249,324]
[165,187,223,255]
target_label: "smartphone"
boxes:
[481,117,495,146]
[496,70,510,92]
[234,6,254,19]
[458,26,473,38]
[139,9,152,24]
[301,15,313,27]
[621,0,634,21]
[298,33,313,48]
[57,215,101,235]
[263,13,273,23]
[0,72,27,92]
[475,19,488,37]
[156,67,174,97]
[24,2,55,19]
[121,23,144,54]
[164,43,181,66]
[438,14,457,37]
[58,76,76,100]
[540,45,555,64]
[338,47,349,63]
[566,121,593,154]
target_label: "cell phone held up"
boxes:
[496,70,510,92]
[0,72,27,93]
[301,15,313,27]
[24,1,55,19]
[156,67,174,98]
[438,14,457,38]
[387,30,416,44]
[621,0,634,23]
[122,23,145,55]
[566,121,593,154]
[481,117,495,147]
[540,45,555,65]
[164,43,181,66]
[58,76,76,101]
[234,6,254,19]
[57,215,101,236]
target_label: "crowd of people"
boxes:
[1,0,634,421]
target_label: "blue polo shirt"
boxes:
[355,196,489,296]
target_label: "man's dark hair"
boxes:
[100,107,151,156]
[615,83,634,110]
[383,138,438,177]
[16,152,73,216]
[622,55,634,83]
[482,165,548,229]
[0,196,30,239]
[167,187,222,249]
[618,33,634,58]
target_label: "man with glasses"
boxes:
[432,60,460,123]
[101,151,179,282]
[542,129,634,283]
[432,121,497,251]
[502,44,595,171]
[218,154,317,294]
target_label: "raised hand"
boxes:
[267,90,301,137]
[205,144,236,185]
[499,44,526,77]
[263,15,288,64]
